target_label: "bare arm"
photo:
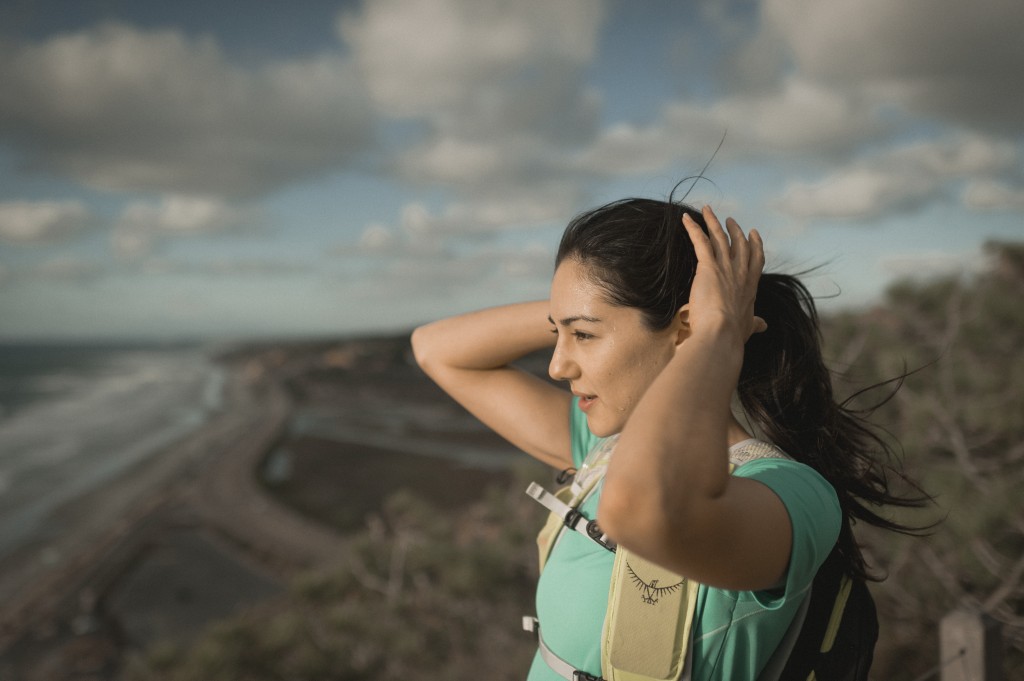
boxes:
[598,206,793,591]
[411,301,573,469]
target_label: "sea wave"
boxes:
[0,346,225,556]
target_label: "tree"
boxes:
[823,242,1024,680]
[124,472,546,681]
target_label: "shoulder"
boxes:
[734,456,836,499]
[733,457,840,534]
[734,456,842,600]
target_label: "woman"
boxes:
[411,199,920,680]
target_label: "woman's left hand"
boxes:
[681,205,767,341]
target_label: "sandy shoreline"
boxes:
[0,338,529,678]
[0,363,284,644]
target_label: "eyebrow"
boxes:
[548,314,602,326]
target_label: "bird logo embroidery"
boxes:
[626,562,685,605]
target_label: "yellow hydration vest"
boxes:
[526,437,793,681]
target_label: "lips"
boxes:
[573,390,597,412]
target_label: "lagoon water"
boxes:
[0,343,226,558]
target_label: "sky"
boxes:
[0,0,1022,342]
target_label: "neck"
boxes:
[727,417,753,447]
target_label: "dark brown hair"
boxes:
[555,196,929,580]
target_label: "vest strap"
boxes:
[526,617,606,681]
[527,482,616,552]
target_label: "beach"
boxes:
[0,335,531,679]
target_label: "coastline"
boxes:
[0,336,530,678]
[0,360,288,646]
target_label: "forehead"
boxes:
[549,259,614,319]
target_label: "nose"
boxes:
[548,339,579,382]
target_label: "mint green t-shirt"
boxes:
[527,400,841,681]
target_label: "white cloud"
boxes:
[0,23,373,197]
[576,1,1024,181]
[884,136,1017,178]
[0,200,91,243]
[339,0,603,123]
[396,138,506,186]
[2,256,105,283]
[138,257,308,278]
[352,193,567,254]
[345,188,576,257]
[777,170,936,220]
[112,194,257,258]
[349,240,554,306]
[760,0,1024,133]
[34,256,105,282]
[964,180,1024,212]
[339,0,605,231]
[111,228,153,259]
[879,250,987,281]
[712,78,883,153]
[335,205,443,257]
[774,134,1021,220]
[357,223,396,252]
[119,195,246,233]
[410,190,581,236]
[577,76,887,177]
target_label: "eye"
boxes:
[572,331,594,341]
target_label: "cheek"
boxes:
[610,350,669,413]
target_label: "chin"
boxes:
[586,415,622,439]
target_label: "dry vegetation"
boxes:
[125,243,1023,681]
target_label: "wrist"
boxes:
[689,314,747,350]
[672,318,747,392]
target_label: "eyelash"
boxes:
[550,329,594,341]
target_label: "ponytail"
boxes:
[558,196,931,580]
[739,274,930,580]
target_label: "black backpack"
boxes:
[779,547,878,681]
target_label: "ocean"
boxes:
[0,342,227,558]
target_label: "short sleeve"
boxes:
[568,397,602,468]
[733,458,841,608]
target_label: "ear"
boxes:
[674,304,692,345]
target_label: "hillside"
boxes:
[118,242,1023,681]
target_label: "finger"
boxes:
[748,228,766,279]
[701,205,731,263]
[725,217,747,266]
[682,214,714,263]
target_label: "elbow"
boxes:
[409,324,435,373]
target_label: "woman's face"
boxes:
[548,258,681,437]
